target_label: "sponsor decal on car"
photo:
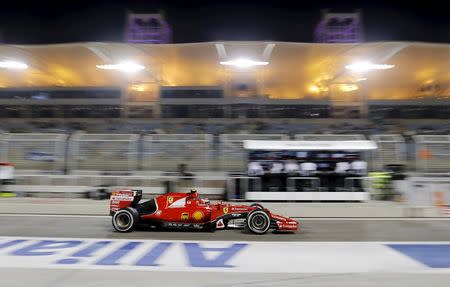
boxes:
[216,219,225,229]
[181,212,189,221]
[223,207,229,214]
[231,207,250,212]
[163,222,203,229]
[193,210,204,221]
[110,195,134,201]
[167,196,174,204]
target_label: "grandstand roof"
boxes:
[0,41,448,100]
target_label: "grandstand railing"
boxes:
[294,134,366,141]
[1,132,449,174]
[69,133,139,172]
[220,134,289,171]
[413,135,450,172]
[370,134,407,170]
[0,133,67,172]
[142,134,213,171]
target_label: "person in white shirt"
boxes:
[335,162,351,173]
[351,160,368,175]
[270,162,284,174]
[300,162,317,176]
[284,160,300,174]
[248,161,264,176]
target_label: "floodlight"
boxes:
[345,61,394,72]
[220,58,269,68]
[96,61,145,73]
[0,61,28,70]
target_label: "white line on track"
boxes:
[0,213,449,220]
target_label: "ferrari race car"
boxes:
[110,189,298,234]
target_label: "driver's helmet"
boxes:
[190,188,197,194]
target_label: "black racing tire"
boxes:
[112,207,139,232]
[245,209,271,234]
[251,203,264,209]
[203,222,217,233]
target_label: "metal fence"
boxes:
[370,134,406,170]
[220,134,289,171]
[142,134,213,171]
[2,132,449,174]
[0,133,67,172]
[414,135,450,172]
[69,133,139,171]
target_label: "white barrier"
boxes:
[7,174,227,196]
[245,191,369,201]
[404,176,450,206]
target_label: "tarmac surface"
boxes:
[1,215,449,287]
[1,215,450,241]
[2,269,449,287]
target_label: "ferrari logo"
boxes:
[181,212,189,221]
[223,207,229,214]
[192,210,204,221]
[167,196,174,204]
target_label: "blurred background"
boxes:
[0,2,449,286]
[0,2,448,206]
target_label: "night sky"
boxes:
[0,0,448,44]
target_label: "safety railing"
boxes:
[414,135,450,172]
[370,134,407,170]
[69,133,139,172]
[0,133,67,172]
[142,134,213,171]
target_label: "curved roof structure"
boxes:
[0,41,448,101]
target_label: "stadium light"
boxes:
[345,61,394,72]
[96,61,145,73]
[339,84,359,92]
[220,58,269,68]
[0,60,28,70]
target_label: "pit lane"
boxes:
[1,214,450,241]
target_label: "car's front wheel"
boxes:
[246,209,271,234]
[112,208,138,232]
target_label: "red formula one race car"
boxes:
[110,189,298,234]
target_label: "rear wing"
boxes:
[109,189,142,215]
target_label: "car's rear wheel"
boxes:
[246,209,271,234]
[112,208,138,232]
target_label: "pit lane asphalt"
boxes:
[1,215,450,241]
